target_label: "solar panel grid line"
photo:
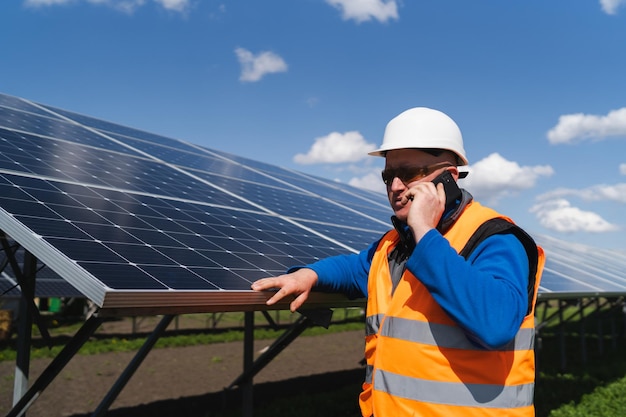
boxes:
[0,94,55,117]
[545,250,626,289]
[160,141,392,218]
[0,131,162,191]
[279,164,390,209]
[0,161,360,308]
[31,102,372,256]
[1,95,392,311]
[184,141,391,227]
[0,174,205,297]
[0,175,264,291]
[93,126,392,238]
[0,164,257,215]
[532,234,626,296]
[6,95,390,231]
[543,265,624,293]
[191,172,390,231]
[538,267,605,293]
[39,101,205,155]
[579,252,626,277]
[0,109,141,157]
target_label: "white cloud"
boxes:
[24,0,73,5]
[88,0,146,14]
[538,183,626,204]
[234,48,288,83]
[461,153,554,203]
[620,163,626,175]
[348,170,386,193]
[600,0,626,15]
[326,0,399,23]
[294,131,377,164]
[154,0,189,13]
[547,107,626,144]
[23,0,190,14]
[530,199,618,233]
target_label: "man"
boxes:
[252,107,545,416]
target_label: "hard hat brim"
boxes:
[368,146,469,166]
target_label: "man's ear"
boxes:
[447,166,460,181]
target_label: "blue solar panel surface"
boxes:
[535,234,626,298]
[0,93,389,312]
[0,92,624,314]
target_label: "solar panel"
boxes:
[535,234,626,299]
[0,92,625,316]
[0,93,389,315]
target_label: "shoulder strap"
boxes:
[459,218,539,314]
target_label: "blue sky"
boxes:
[1,0,626,251]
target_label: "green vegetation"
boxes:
[0,309,365,362]
[533,299,626,417]
[548,374,626,417]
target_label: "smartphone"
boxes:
[432,170,462,211]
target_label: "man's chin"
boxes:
[393,210,408,223]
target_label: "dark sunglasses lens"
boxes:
[382,169,399,185]
[382,168,409,185]
[381,170,392,184]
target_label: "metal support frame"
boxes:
[91,314,175,417]
[6,312,179,417]
[242,311,254,417]
[227,308,333,391]
[12,252,36,407]
[535,296,625,372]
[7,314,104,417]
[227,308,333,417]
[1,230,181,416]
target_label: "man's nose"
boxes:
[390,176,406,190]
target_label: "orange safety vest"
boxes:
[359,201,544,417]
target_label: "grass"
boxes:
[0,309,365,361]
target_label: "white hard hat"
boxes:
[369,107,468,166]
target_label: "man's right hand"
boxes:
[250,268,318,312]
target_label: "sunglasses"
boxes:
[381,162,454,185]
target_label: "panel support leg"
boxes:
[91,314,175,417]
[6,314,104,417]
[12,252,36,407]
[228,308,333,408]
[241,311,255,417]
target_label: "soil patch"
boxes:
[0,317,365,417]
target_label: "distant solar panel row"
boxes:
[0,92,625,314]
[535,234,626,298]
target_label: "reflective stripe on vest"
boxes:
[374,369,534,408]
[377,315,535,352]
[364,315,535,385]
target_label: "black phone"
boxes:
[432,170,462,211]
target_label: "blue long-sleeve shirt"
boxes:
[302,229,530,349]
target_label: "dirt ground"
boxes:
[0,316,365,417]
